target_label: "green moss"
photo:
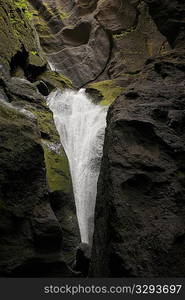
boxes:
[60,10,70,21]
[0,102,25,121]
[37,71,73,90]
[36,20,50,35]
[47,72,73,88]
[59,74,73,87]
[28,106,58,142]
[30,51,38,56]
[43,142,72,193]
[28,51,46,69]
[15,0,28,10]
[88,80,124,106]
[113,26,136,39]
[28,105,73,195]
[3,100,73,196]
[15,0,33,20]
[0,0,41,69]
[29,6,50,35]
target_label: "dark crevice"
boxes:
[143,0,185,47]
[25,64,46,82]
[62,22,92,47]
[6,260,71,278]
[83,0,142,88]
[10,46,47,82]
[10,47,28,77]
[80,29,114,88]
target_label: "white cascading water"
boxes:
[47,89,107,245]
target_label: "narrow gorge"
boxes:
[0,0,185,278]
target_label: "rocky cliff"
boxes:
[28,0,169,90]
[0,0,80,277]
[90,0,185,277]
[0,0,185,278]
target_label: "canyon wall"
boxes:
[0,0,80,277]
[0,0,185,277]
[28,0,169,90]
[90,0,185,277]
[28,0,185,277]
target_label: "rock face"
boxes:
[1,0,185,279]
[28,0,111,87]
[90,1,185,277]
[0,0,80,277]
[144,0,185,48]
[29,0,169,88]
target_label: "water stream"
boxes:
[47,89,107,245]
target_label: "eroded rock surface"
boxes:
[0,0,80,277]
[90,50,185,277]
[144,0,185,48]
[90,0,185,276]
[1,0,185,279]
[29,0,169,88]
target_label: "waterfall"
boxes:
[47,89,107,245]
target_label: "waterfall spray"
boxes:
[47,89,107,245]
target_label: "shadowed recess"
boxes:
[62,22,92,46]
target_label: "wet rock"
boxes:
[85,88,103,104]
[6,77,44,103]
[37,70,73,93]
[29,0,169,88]
[0,0,80,277]
[90,50,185,277]
[45,19,111,88]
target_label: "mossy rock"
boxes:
[87,79,124,106]
[28,105,59,141]
[0,66,73,199]
[0,100,46,209]
[27,102,73,196]
[28,52,46,69]
[0,94,73,215]
[42,141,73,194]
[6,77,44,103]
[0,0,44,70]
[37,70,73,92]
[0,100,37,130]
